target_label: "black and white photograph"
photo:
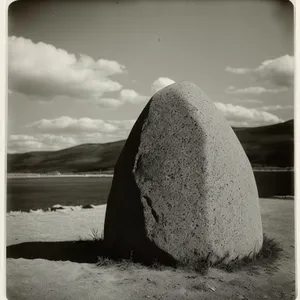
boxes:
[6,0,295,299]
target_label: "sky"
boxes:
[7,0,294,153]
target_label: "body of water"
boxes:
[7,177,112,212]
[6,171,294,212]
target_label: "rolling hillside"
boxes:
[233,119,294,168]
[7,120,294,173]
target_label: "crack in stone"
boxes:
[143,195,159,222]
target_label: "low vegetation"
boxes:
[184,234,283,274]
[92,233,282,275]
[216,234,283,273]
[88,228,103,241]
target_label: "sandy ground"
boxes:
[6,198,295,300]
[7,205,107,246]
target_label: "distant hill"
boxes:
[7,120,294,173]
[7,141,125,174]
[233,119,294,168]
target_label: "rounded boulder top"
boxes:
[104,81,263,266]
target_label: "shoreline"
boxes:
[7,174,114,179]
[6,196,294,215]
[7,168,294,179]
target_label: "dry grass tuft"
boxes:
[94,233,282,274]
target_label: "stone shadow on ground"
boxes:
[6,239,176,266]
[6,234,283,277]
[7,241,104,263]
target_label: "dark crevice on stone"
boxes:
[143,195,159,222]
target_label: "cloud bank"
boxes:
[8,36,151,108]
[120,89,149,104]
[8,134,78,153]
[226,54,294,88]
[225,55,293,98]
[214,102,283,127]
[27,116,136,134]
[8,36,125,101]
[88,89,149,108]
[9,117,137,153]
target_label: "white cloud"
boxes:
[226,86,288,95]
[151,77,175,94]
[8,134,78,153]
[120,89,149,104]
[257,105,294,111]
[226,54,294,88]
[9,117,137,153]
[253,55,294,87]
[84,89,148,107]
[8,131,129,153]
[8,36,125,101]
[27,116,136,134]
[214,102,283,127]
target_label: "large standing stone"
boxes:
[104,82,263,265]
